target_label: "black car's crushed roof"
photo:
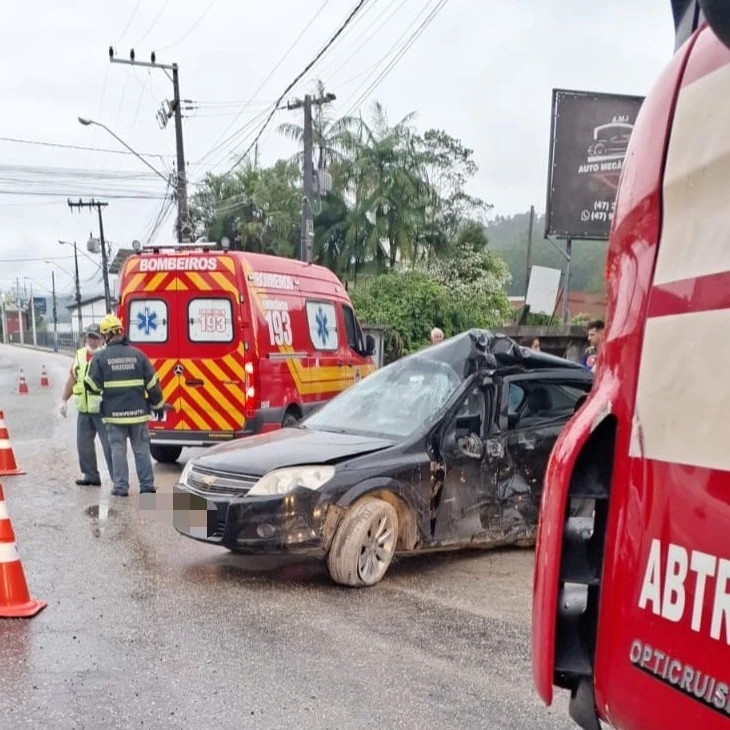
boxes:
[410,329,585,380]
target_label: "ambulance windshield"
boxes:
[303,356,462,440]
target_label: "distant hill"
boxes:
[484,211,607,297]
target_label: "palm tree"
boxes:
[341,102,431,269]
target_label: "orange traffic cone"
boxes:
[40,365,50,388]
[0,411,24,476]
[17,370,28,395]
[0,483,46,618]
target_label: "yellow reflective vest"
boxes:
[72,347,103,414]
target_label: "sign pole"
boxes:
[562,239,572,324]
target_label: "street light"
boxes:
[77,117,169,184]
[58,240,83,343]
[22,276,38,347]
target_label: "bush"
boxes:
[351,244,512,362]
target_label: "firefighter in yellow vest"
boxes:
[60,323,114,486]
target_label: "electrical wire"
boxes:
[0,191,167,200]
[155,0,219,52]
[196,0,336,167]
[116,0,144,44]
[0,135,173,159]
[222,0,370,177]
[342,0,450,119]
[308,0,390,81]
[135,0,172,46]
[199,106,273,174]
[315,0,408,84]
[0,256,75,263]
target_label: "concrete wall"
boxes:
[499,325,588,362]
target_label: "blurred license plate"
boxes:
[172,488,220,539]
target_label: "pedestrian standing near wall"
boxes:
[85,314,165,497]
[59,323,114,487]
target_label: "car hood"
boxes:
[191,427,395,476]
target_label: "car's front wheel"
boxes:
[327,498,398,587]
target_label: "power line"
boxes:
[0,135,174,159]
[156,0,219,52]
[196,0,335,167]
[0,256,75,263]
[198,106,273,175]
[307,0,388,81]
[116,0,144,44]
[342,0,450,118]
[0,190,167,200]
[134,0,172,46]
[223,0,370,176]
[316,0,408,83]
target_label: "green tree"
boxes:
[190,160,301,256]
[349,271,451,357]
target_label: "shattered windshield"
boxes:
[303,356,462,439]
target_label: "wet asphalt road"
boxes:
[0,344,575,730]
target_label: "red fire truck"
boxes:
[532,2,730,729]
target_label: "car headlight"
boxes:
[179,460,194,487]
[247,465,335,497]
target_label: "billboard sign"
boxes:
[545,89,644,240]
[33,297,47,315]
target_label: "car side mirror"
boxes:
[364,334,375,356]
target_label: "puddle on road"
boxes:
[84,504,120,519]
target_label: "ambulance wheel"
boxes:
[150,445,182,464]
[281,410,301,428]
[326,498,398,587]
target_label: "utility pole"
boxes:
[67,198,111,313]
[15,277,24,346]
[71,242,82,341]
[29,282,37,347]
[286,90,336,263]
[51,270,58,353]
[109,48,191,242]
[524,205,535,297]
[0,296,6,344]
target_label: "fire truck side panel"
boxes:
[594,28,730,730]
[531,24,699,719]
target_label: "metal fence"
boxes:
[4,330,81,353]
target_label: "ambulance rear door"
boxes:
[175,257,246,442]
[122,266,181,435]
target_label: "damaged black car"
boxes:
[173,330,592,587]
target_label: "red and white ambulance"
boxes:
[116,242,377,464]
[532,2,730,729]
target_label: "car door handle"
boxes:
[185,379,204,387]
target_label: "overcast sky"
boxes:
[1,0,674,299]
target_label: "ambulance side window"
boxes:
[342,305,364,353]
[128,299,168,343]
[306,300,339,351]
[188,298,234,343]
